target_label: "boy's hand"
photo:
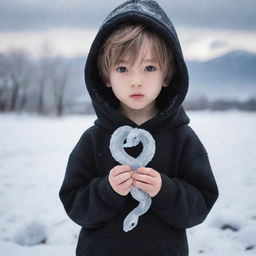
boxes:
[132,168,162,197]
[108,165,133,196]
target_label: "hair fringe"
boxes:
[97,24,176,85]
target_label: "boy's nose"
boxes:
[131,82,142,88]
[130,76,142,88]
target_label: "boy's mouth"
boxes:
[130,94,144,99]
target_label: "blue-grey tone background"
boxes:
[0,0,255,107]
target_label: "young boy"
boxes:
[59,1,219,255]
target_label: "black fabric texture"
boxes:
[59,1,219,255]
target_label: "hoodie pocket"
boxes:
[81,236,179,256]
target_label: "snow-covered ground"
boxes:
[0,111,255,255]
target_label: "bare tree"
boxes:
[0,54,9,111]
[34,50,74,116]
[4,49,32,112]
[35,58,51,114]
[0,44,82,115]
[53,64,70,116]
[47,57,72,116]
[34,43,57,114]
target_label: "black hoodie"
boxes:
[59,1,219,255]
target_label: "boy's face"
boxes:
[106,35,167,116]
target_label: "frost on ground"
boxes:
[0,111,255,255]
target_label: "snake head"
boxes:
[123,213,139,232]
[123,129,140,148]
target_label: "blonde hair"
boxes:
[97,24,176,85]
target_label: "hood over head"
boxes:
[84,0,190,132]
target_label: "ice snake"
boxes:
[109,125,156,232]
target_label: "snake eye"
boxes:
[133,137,138,143]
[131,223,134,226]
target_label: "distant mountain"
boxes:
[186,50,256,100]
[64,50,256,103]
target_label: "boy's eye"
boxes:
[145,65,156,72]
[116,66,128,73]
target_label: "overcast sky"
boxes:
[0,0,255,60]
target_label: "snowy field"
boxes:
[0,111,255,256]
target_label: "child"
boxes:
[59,1,219,255]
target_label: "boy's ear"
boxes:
[162,79,169,87]
[105,80,111,87]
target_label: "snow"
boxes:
[0,111,256,255]
[13,220,47,246]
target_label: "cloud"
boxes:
[0,0,255,31]
[162,0,256,31]
[1,26,255,61]
[0,28,97,58]
[210,41,228,50]
[178,27,256,60]
[0,0,255,60]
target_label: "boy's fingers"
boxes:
[111,165,131,176]
[121,178,133,188]
[121,165,131,172]
[132,173,154,185]
[137,167,159,177]
[116,172,132,184]
[110,165,120,176]
[133,180,152,192]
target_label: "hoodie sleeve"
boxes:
[151,127,219,229]
[59,129,127,228]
